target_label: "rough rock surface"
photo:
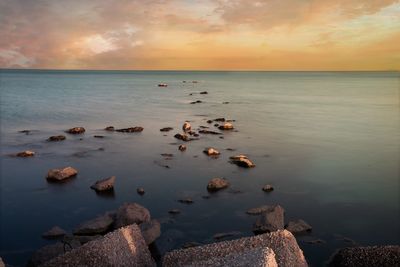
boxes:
[66,127,85,134]
[207,178,229,192]
[73,213,114,235]
[42,226,67,239]
[16,150,35,157]
[285,219,312,234]
[115,127,143,133]
[230,155,256,168]
[28,240,81,267]
[203,147,220,156]
[114,203,151,228]
[163,230,307,267]
[41,224,155,267]
[253,205,285,234]
[90,176,115,192]
[140,219,161,245]
[47,135,66,141]
[329,245,400,267]
[46,167,78,181]
[0,257,5,267]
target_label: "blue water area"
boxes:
[0,70,399,266]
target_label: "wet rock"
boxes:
[246,205,272,215]
[214,123,219,127]
[178,198,194,204]
[200,91,208,94]
[66,127,85,134]
[27,240,81,267]
[161,153,174,158]
[253,205,285,234]
[90,176,115,192]
[203,147,220,156]
[19,129,32,134]
[158,83,168,87]
[230,155,255,168]
[206,120,213,124]
[178,145,187,151]
[46,167,78,181]
[104,126,115,131]
[182,242,202,249]
[182,122,191,132]
[285,219,312,234]
[47,135,66,141]
[222,102,230,104]
[218,122,234,130]
[116,126,144,133]
[213,231,241,240]
[190,100,203,104]
[214,118,226,122]
[160,127,174,132]
[140,219,161,245]
[174,133,190,141]
[168,209,181,214]
[137,187,145,195]
[93,135,104,138]
[73,213,114,235]
[262,184,274,192]
[207,178,229,192]
[42,226,67,239]
[16,150,35,157]
[198,129,222,135]
[115,203,151,228]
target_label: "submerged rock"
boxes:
[115,203,151,228]
[178,144,187,151]
[46,167,78,181]
[116,126,144,133]
[182,122,191,132]
[160,127,174,132]
[66,127,85,134]
[230,155,255,168]
[206,120,213,124]
[203,147,220,156]
[93,135,104,138]
[90,176,116,192]
[285,219,312,234]
[140,219,161,245]
[190,100,203,104]
[104,126,115,131]
[73,213,114,235]
[47,135,66,141]
[200,91,208,94]
[246,205,272,215]
[262,184,274,192]
[42,226,67,239]
[16,150,35,157]
[253,205,285,234]
[174,133,190,141]
[214,118,225,122]
[198,129,222,135]
[218,122,234,130]
[178,198,194,204]
[137,187,145,195]
[207,178,229,192]
[28,240,81,267]
[168,209,181,214]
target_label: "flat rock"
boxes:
[115,126,143,133]
[73,213,114,235]
[253,205,285,234]
[160,127,174,132]
[16,150,35,157]
[42,226,67,239]
[246,205,272,215]
[329,245,400,267]
[90,176,115,192]
[140,219,161,245]
[163,230,307,267]
[47,135,66,141]
[46,167,78,181]
[66,127,85,134]
[207,178,229,192]
[230,155,256,168]
[114,203,151,228]
[199,129,222,135]
[285,219,312,234]
[203,147,220,156]
[41,224,155,267]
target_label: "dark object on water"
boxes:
[190,100,203,104]
[104,126,115,131]
[174,133,190,141]
[200,91,208,94]
[66,127,85,134]
[160,127,174,132]
[178,198,193,204]
[116,127,144,133]
[47,135,66,141]
[90,176,115,192]
[137,187,145,195]
[16,150,35,157]
[178,145,187,151]
[94,135,104,138]
[158,83,168,87]
[199,129,222,135]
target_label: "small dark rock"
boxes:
[178,145,187,151]
[160,127,174,132]
[116,127,143,133]
[137,187,145,195]
[93,135,104,138]
[174,133,190,141]
[207,178,229,191]
[262,184,274,192]
[206,120,213,124]
[104,126,115,131]
[47,135,66,141]
[198,130,222,135]
[200,91,208,94]
[90,176,115,192]
[168,209,181,214]
[66,127,85,134]
[178,198,193,204]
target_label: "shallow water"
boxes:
[0,70,399,266]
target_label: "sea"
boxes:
[0,70,399,266]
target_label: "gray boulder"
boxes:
[114,203,151,228]
[253,205,285,234]
[207,178,229,192]
[140,219,161,245]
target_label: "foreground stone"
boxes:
[47,135,66,141]
[116,127,144,133]
[42,226,67,239]
[114,203,151,228]
[41,224,155,267]
[163,230,307,267]
[207,178,229,192]
[329,245,400,267]
[230,155,256,168]
[46,167,78,181]
[253,205,285,234]
[203,147,220,156]
[0,257,4,267]
[73,213,114,235]
[28,240,81,267]
[285,219,312,235]
[140,219,161,245]
[66,127,85,134]
[16,150,35,157]
[262,184,274,192]
[90,176,115,192]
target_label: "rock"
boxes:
[46,167,78,181]
[190,100,202,104]
[93,135,104,138]
[182,122,191,132]
[116,126,144,133]
[42,226,67,239]
[328,245,400,267]
[47,135,66,141]
[168,209,181,214]
[253,205,285,234]
[230,155,256,168]
[90,176,115,192]
[104,126,114,131]
[16,150,35,157]
[199,125,209,128]
[160,127,174,132]
[213,231,241,240]
[178,145,187,151]
[0,258,4,267]
[214,118,226,122]
[158,83,168,87]
[285,219,312,234]
[140,219,161,245]
[262,184,274,192]
[222,101,230,104]
[198,129,222,135]
[163,230,307,267]
[115,203,151,228]
[66,127,85,134]
[306,239,325,244]
[28,240,81,267]
[203,147,220,156]
[206,120,213,124]
[178,198,193,204]
[174,133,190,141]
[19,129,31,134]
[200,91,208,94]
[218,122,234,130]
[137,187,145,195]
[41,224,156,267]
[246,205,272,215]
[207,178,229,192]
[73,213,114,235]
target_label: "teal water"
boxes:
[1,70,399,266]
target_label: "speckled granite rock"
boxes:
[40,224,155,267]
[163,230,307,267]
[0,257,5,267]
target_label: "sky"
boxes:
[0,0,399,70]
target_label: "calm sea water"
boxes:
[0,70,399,266]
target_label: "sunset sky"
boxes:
[1,0,399,70]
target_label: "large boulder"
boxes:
[90,176,116,192]
[46,167,78,181]
[207,178,229,192]
[163,230,307,267]
[66,127,85,134]
[40,224,155,267]
[285,219,312,235]
[73,213,114,235]
[114,203,151,228]
[140,219,161,245]
[253,205,285,234]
